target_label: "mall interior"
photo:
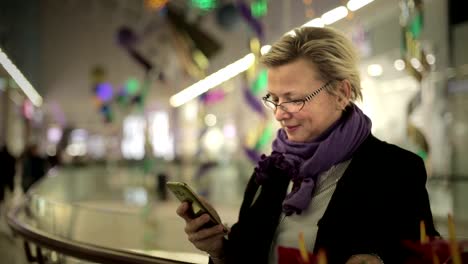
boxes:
[1,0,468,263]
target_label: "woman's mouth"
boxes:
[285,125,300,132]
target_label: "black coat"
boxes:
[222,134,438,264]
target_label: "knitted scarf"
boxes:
[254,104,372,215]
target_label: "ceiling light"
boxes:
[0,48,43,106]
[426,54,436,65]
[394,59,406,71]
[260,45,271,55]
[321,6,348,25]
[410,58,422,70]
[204,114,217,127]
[301,18,325,28]
[367,64,383,77]
[347,0,375,11]
[170,53,255,107]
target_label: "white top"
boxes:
[269,160,351,264]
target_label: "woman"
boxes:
[177,27,438,264]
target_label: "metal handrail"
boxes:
[6,200,198,264]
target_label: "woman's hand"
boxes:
[345,254,384,264]
[176,201,226,258]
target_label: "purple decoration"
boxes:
[236,0,264,41]
[243,145,262,163]
[202,89,225,105]
[194,161,218,180]
[96,82,113,102]
[117,26,139,48]
[128,48,153,72]
[116,26,153,72]
[243,85,266,117]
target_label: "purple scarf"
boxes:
[254,104,372,215]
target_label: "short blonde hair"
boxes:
[260,27,362,101]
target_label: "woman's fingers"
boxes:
[176,202,193,222]
[188,225,224,246]
[188,224,225,242]
[184,213,212,233]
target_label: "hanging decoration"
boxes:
[400,0,431,163]
[399,0,429,82]
[165,3,222,79]
[145,0,169,11]
[250,0,268,18]
[251,68,268,95]
[236,0,265,42]
[191,0,218,11]
[96,82,114,102]
[240,20,273,163]
[242,85,266,117]
[116,26,154,73]
[246,37,262,81]
[90,66,114,123]
[243,119,275,164]
[200,88,226,105]
[241,65,273,163]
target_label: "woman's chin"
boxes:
[286,134,303,143]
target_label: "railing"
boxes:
[5,165,212,264]
[7,200,196,264]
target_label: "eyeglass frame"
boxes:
[262,81,332,113]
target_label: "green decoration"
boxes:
[254,122,274,150]
[126,78,140,95]
[143,156,155,174]
[251,0,268,18]
[417,150,428,160]
[191,0,217,10]
[252,69,268,95]
[410,13,423,39]
[137,78,151,112]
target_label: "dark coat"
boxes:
[0,146,16,200]
[222,134,438,264]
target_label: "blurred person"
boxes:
[21,144,47,192]
[47,148,62,169]
[0,145,16,202]
[176,27,438,264]
[157,172,168,201]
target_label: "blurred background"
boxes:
[1,0,468,263]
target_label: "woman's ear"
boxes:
[335,80,351,110]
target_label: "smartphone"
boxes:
[166,181,224,230]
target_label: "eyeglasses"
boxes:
[262,81,331,113]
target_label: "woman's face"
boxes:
[266,59,347,142]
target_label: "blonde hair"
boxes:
[260,27,362,101]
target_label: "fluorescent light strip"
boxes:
[321,6,348,25]
[302,18,325,28]
[170,53,255,107]
[347,0,375,11]
[260,45,272,55]
[170,1,375,107]
[0,48,43,106]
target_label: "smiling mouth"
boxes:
[285,125,300,132]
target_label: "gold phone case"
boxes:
[166,181,222,225]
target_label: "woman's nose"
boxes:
[274,106,291,121]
